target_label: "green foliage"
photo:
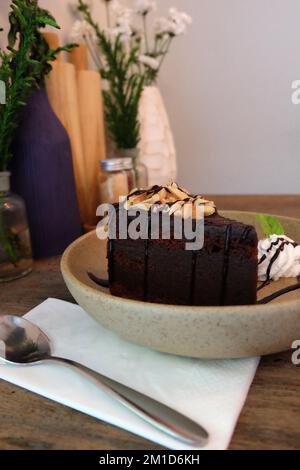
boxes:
[0,0,76,171]
[78,0,144,149]
[101,37,145,149]
[256,214,285,238]
[77,0,182,149]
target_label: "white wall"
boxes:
[1,0,300,194]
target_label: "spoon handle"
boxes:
[46,356,209,447]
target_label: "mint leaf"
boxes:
[256,214,285,238]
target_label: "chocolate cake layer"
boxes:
[108,211,258,307]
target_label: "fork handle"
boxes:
[44,355,209,447]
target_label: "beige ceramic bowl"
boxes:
[61,211,300,359]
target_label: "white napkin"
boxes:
[0,298,259,450]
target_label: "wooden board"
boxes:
[77,70,106,225]
[45,62,88,222]
[43,33,62,61]
[68,44,89,71]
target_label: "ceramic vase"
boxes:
[11,88,82,259]
[138,86,177,187]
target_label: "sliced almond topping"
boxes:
[125,182,216,218]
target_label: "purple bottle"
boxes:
[11,88,82,259]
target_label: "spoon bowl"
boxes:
[0,315,51,364]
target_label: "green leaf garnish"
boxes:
[256,214,285,238]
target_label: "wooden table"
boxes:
[0,196,300,450]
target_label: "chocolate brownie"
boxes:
[107,183,258,306]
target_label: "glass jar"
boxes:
[99,158,136,205]
[118,149,148,189]
[0,172,33,282]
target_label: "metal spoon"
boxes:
[0,315,209,447]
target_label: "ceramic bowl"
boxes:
[61,211,300,359]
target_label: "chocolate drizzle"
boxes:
[143,217,152,301]
[257,280,300,304]
[258,238,298,291]
[127,185,168,202]
[241,226,252,241]
[258,254,267,266]
[87,272,109,288]
[189,251,198,306]
[128,184,195,202]
[220,225,232,305]
[108,239,115,284]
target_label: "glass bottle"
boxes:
[118,149,148,189]
[0,172,33,282]
[99,158,136,205]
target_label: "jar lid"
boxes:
[101,158,133,172]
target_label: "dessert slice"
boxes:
[108,183,258,306]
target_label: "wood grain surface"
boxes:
[0,196,299,450]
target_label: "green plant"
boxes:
[72,0,191,150]
[0,0,76,265]
[0,0,76,171]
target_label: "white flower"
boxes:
[109,23,132,42]
[110,0,126,18]
[155,8,192,37]
[169,8,192,27]
[169,8,192,35]
[110,1,133,25]
[135,0,156,15]
[108,2,134,41]
[155,17,173,37]
[139,54,160,70]
[70,20,97,43]
[118,9,134,27]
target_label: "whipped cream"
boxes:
[258,234,300,282]
[124,182,216,219]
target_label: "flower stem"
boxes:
[105,2,111,28]
[85,34,103,70]
[143,15,149,53]
[146,36,172,84]
[157,36,172,72]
